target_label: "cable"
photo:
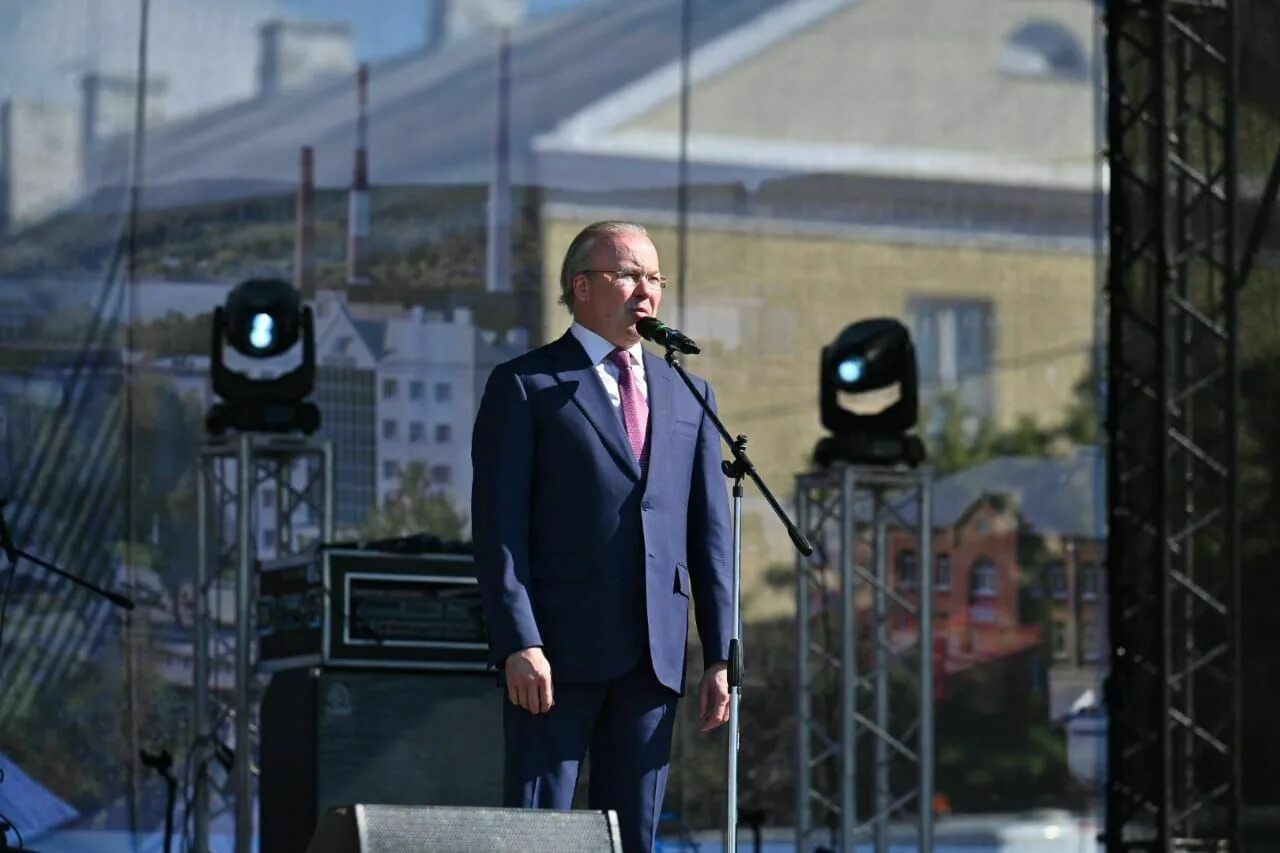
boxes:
[0,554,17,696]
[675,0,692,329]
[0,807,24,849]
[122,0,152,835]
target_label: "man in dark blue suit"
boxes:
[471,221,733,852]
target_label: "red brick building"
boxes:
[879,449,1105,717]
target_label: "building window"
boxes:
[382,419,398,441]
[1080,564,1100,600]
[970,558,997,598]
[434,423,452,444]
[261,529,275,549]
[430,464,452,485]
[1081,619,1099,661]
[383,460,400,480]
[999,20,1089,81]
[409,380,425,402]
[935,554,951,591]
[260,488,276,509]
[1052,619,1069,660]
[434,382,452,403]
[382,378,398,399]
[896,549,918,590]
[908,298,995,424]
[1048,562,1068,599]
[409,422,425,444]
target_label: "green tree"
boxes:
[360,461,467,541]
[0,626,190,811]
[924,374,1100,476]
[118,375,206,627]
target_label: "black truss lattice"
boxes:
[1105,0,1241,850]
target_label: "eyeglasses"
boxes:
[581,269,670,290]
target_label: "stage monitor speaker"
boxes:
[261,668,503,853]
[306,804,623,853]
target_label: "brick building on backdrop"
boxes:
[877,449,1104,718]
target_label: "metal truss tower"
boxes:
[1104,0,1241,848]
[795,464,934,853]
[192,433,333,852]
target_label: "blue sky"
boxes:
[278,0,592,61]
[0,0,599,115]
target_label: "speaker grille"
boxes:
[262,669,504,853]
[328,804,622,853]
[315,671,502,811]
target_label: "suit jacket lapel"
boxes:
[550,332,642,481]
[643,349,674,489]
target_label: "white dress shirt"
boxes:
[570,323,649,427]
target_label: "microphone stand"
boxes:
[661,348,812,853]
[140,749,177,853]
[0,498,136,611]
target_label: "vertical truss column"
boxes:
[193,433,333,852]
[1105,0,1240,849]
[795,464,934,853]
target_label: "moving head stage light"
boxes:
[206,278,320,435]
[814,318,926,468]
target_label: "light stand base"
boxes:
[205,400,321,435]
[813,433,926,468]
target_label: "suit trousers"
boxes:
[502,660,679,853]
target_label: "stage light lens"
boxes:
[250,313,275,351]
[837,357,865,385]
[224,278,301,359]
[816,317,923,466]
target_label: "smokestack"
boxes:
[485,31,512,294]
[346,64,371,287]
[295,146,315,293]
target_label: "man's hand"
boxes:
[505,646,555,714]
[698,662,730,731]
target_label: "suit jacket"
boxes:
[470,330,733,694]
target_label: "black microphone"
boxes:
[636,317,700,355]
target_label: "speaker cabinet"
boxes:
[305,804,623,853]
[261,668,503,853]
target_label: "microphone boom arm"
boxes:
[0,499,135,611]
[660,351,812,557]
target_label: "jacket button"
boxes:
[642,500,653,510]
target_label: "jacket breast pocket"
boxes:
[672,418,700,437]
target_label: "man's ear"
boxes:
[572,273,590,304]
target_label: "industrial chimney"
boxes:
[346,64,371,287]
[295,145,315,293]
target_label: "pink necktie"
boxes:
[610,348,649,469]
